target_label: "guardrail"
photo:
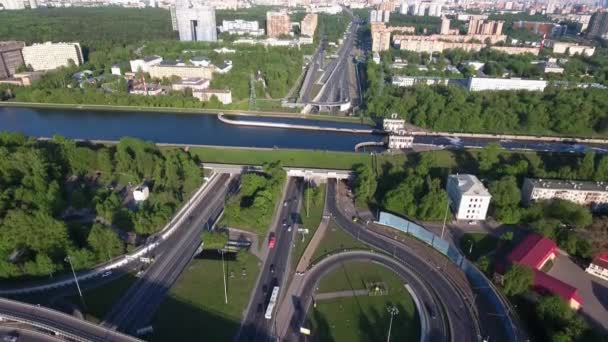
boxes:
[0,173,220,295]
[376,212,518,342]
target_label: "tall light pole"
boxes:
[65,256,86,312]
[221,249,228,304]
[386,305,399,342]
[440,198,450,240]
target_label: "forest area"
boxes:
[0,133,202,279]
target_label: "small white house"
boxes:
[133,185,150,202]
[446,174,491,221]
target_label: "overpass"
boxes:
[0,298,140,342]
[203,163,352,181]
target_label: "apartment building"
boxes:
[446,174,492,221]
[467,18,504,36]
[490,46,540,56]
[392,75,449,87]
[301,13,318,37]
[22,42,83,71]
[266,11,291,38]
[521,178,608,208]
[549,41,595,57]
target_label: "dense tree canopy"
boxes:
[502,264,534,296]
[0,133,202,279]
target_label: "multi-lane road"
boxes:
[236,178,302,342]
[101,173,232,334]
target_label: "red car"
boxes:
[268,233,276,249]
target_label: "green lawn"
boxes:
[307,261,420,342]
[293,183,327,268]
[310,219,369,264]
[151,251,260,342]
[459,233,499,261]
[70,274,137,323]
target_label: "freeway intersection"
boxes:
[0,170,523,342]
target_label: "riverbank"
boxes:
[0,101,375,126]
[218,113,379,134]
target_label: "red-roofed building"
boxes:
[586,252,608,282]
[502,233,582,310]
[507,234,557,270]
[533,270,583,310]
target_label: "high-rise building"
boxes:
[401,0,442,17]
[22,42,83,71]
[0,41,25,79]
[174,0,217,42]
[371,23,392,52]
[266,11,291,38]
[0,0,25,10]
[446,174,491,221]
[370,9,390,23]
[440,16,450,34]
[467,18,504,35]
[300,13,318,37]
[587,11,608,39]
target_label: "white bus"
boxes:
[264,286,280,320]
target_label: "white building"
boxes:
[193,89,232,104]
[392,75,449,87]
[586,253,608,282]
[190,56,211,67]
[133,185,150,202]
[388,132,414,149]
[174,0,217,42]
[130,56,163,73]
[370,9,390,23]
[130,84,163,96]
[549,41,595,57]
[446,174,492,221]
[111,65,122,76]
[220,19,265,36]
[401,0,442,17]
[467,77,547,92]
[383,115,405,132]
[521,178,608,209]
[214,47,236,54]
[215,60,233,74]
[22,42,83,71]
[171,77,210,91]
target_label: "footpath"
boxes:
[295,216,330,273]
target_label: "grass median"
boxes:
[151,251,260,341]
[307,261,420,342]
[310,219,369,265]
[292,183,326,269]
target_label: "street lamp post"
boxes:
[386,305,399,342]
[65,256,87,312]
[440,198,450,240]
[221,249,228,304]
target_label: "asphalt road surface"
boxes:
[0,325,61,342]
[237,178,302,342]
[0,298,139,342]
[325,179,480,342]
[101,173,232,334]
[276,250,448,341]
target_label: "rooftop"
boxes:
[508,233,557,270]
[526,178,608,192]
[533,269,582,304]
[173,77,208,85]
[591,252,608,270]
[448,174,491,197]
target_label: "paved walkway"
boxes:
[314,289,368,300]
[295,217,330,273]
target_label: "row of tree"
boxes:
[365,64,608,136]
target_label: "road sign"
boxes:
[297,228,309,234]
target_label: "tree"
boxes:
[577,151,595,180]
[489,176,522,223]
[502,264,534,296]
[478,142,501,172]
[352,163,377,206]
[87,223,124,261]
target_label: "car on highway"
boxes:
[287,225,292,232]
[282,219,287,226]
[270,264,275,273]
[101,271,112,278]
[268,233,276,249]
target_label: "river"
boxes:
[0,107,384,151]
